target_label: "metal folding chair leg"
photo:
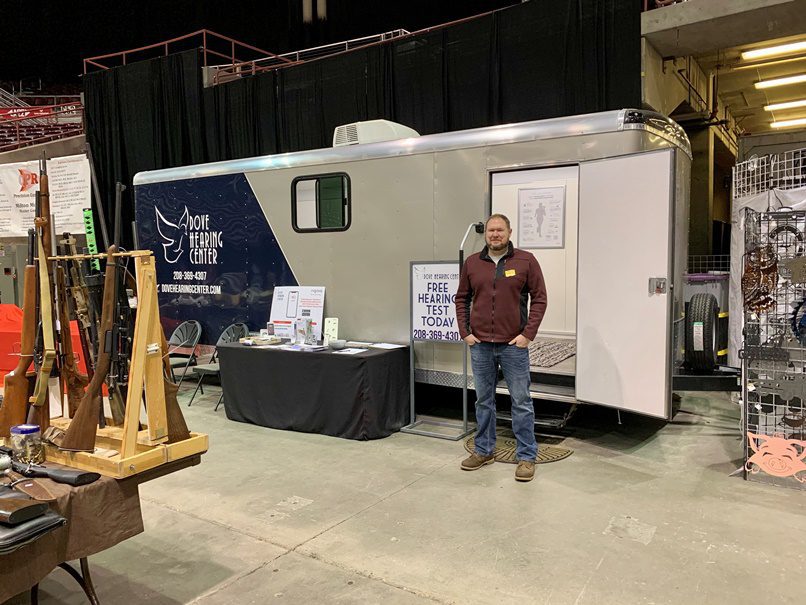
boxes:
[188,373,206,407]
[214,391,224,411]
[177,357,194,388]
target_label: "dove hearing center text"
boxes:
[185,214,222,264]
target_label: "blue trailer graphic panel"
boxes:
[134,173,298,344]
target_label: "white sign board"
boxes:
[517,186,566,249]
[270,286,326,340]
[411,262,461,342]
[0,154,91,238]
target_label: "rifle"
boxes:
[60,234,98,418]
[160,330,190,443]
[59,246,119,452]
[55,262,89,416]
[105,183,128,426]
[0,491,48,525]
[61,233,97,372]
[0,231,37,437]
[28,164,57,430]
[1,446,100,486]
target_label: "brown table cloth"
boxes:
[0,466,143,602]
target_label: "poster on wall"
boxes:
[517,186,566,249]
[410,261,461,342]
[0,155,90,238]
[48,155,91,233]
[269,286,326,340]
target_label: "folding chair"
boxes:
[167,320,202,388]
[188,323,248,407]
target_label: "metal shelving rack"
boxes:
[741,208,806,489]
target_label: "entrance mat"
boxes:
[464,430,573,464]
[529,338,576,368]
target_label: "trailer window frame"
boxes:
[291,172,351,233]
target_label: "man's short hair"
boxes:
[486,213,511,229]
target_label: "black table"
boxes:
[217,343,410,440]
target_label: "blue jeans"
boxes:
[470,342,537,461]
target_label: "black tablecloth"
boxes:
[217,343,410,440]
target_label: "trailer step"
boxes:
[495,381,577,404]
[497,410,576,430]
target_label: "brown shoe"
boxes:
[461,452,495,471]
[515,460,535,482]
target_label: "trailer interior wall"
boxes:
[490,165,579,338]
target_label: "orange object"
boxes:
[746,432,806,483]
[0,304,89,382]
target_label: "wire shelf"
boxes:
[741,208,806,489]
[733,148,806,200]
[688,254,730,274]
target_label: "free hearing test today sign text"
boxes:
[411,262,461,342]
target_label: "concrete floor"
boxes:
[9,387,806,605]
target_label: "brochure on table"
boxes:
[270,286,326,340]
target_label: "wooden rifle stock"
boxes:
[59,246,118,452]
[55,265,89,416]
[27,236,56,430]
[160,330,190,443]
[28,160,58,430]
[0,265,37,437]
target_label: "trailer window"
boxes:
[292,173,351,232]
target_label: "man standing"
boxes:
[455,214,547,482]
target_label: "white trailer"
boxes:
[134,109,691,420]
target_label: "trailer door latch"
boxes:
[648,277,667,295]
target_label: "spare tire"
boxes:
[685,293,719,372]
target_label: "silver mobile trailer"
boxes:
[133,108,691,421]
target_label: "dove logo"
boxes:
[155,206,189,264]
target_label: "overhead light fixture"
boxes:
[743,41,806,61]
[764,99,806,111]
[755,74,806,89]
[771,117,806,129]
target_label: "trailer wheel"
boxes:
[685,293,719,372]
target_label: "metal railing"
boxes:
[0,104,85,152]
[208,8,513,83]
[212,29,410,84]
[0,87,31,109]
[83,29,293,74]
[16,94,82,107]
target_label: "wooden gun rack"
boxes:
[46,251,208,478]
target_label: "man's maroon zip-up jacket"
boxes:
[455,243,547,343]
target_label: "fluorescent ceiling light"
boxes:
[764,99,806,111]
[771,117,806,129]
[755,74,806,89]
[743,41,806,61]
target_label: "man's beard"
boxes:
[488,241,507,251]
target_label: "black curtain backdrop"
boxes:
[84,0,640,248]
[84,50,204,246]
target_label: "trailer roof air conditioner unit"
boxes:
[333,120,420,147]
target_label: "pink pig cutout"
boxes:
[746,432,806,483]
